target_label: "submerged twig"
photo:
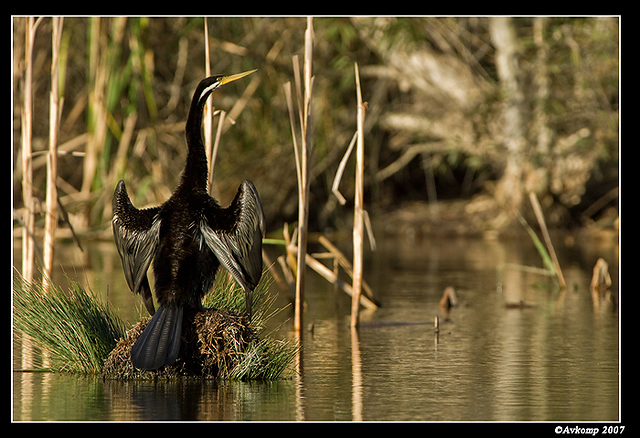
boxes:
[590,257,612,292]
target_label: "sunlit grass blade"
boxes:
[517,212,555,275]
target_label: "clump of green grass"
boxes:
[13,270,127,374]
[204,274,299,380]
[228,336,298,381]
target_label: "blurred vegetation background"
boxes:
[12,17,619,239]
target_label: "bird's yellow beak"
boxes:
[220,69,257,85]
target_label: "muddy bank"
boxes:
[377,196,619,240]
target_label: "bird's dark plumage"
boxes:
[112,71,264,371]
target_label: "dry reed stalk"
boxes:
[282,222,298,277]
[284,83,300,183]
[528,191,566,288]
[351,62,365,328]
[332,132,358,205]
[18,16,41,370]
[203,18,214,179]
[208,109,226,192]
[296,18,314,333]
[284,17,314,332]
[43,17,64,287]
[21,17,42,284]
[277,255,296,292]
[82,17,108,220]
[363,209,377,251]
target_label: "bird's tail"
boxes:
[131,305,184,370]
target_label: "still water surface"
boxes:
[13,232,619,421]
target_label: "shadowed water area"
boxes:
[12,231,619,421]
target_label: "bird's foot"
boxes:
[196,303,217,313]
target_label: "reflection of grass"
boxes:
[13,270,298,380]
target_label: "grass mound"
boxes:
[13,270,297,380]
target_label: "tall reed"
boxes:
[20,17,43,283]
[284,17,314,332]
[203,18,214,183]
[43,17,65,287]
[351,62,366,328]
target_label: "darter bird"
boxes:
[112,70,265,371]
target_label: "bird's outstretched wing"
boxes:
[112,180,161,315]
[200,180,265,305]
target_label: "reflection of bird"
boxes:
[112,70,265,371]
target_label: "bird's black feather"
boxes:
[130,306,184,370]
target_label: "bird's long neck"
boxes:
[182,87,213,192]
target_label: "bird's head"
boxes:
[195,69,257,108]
